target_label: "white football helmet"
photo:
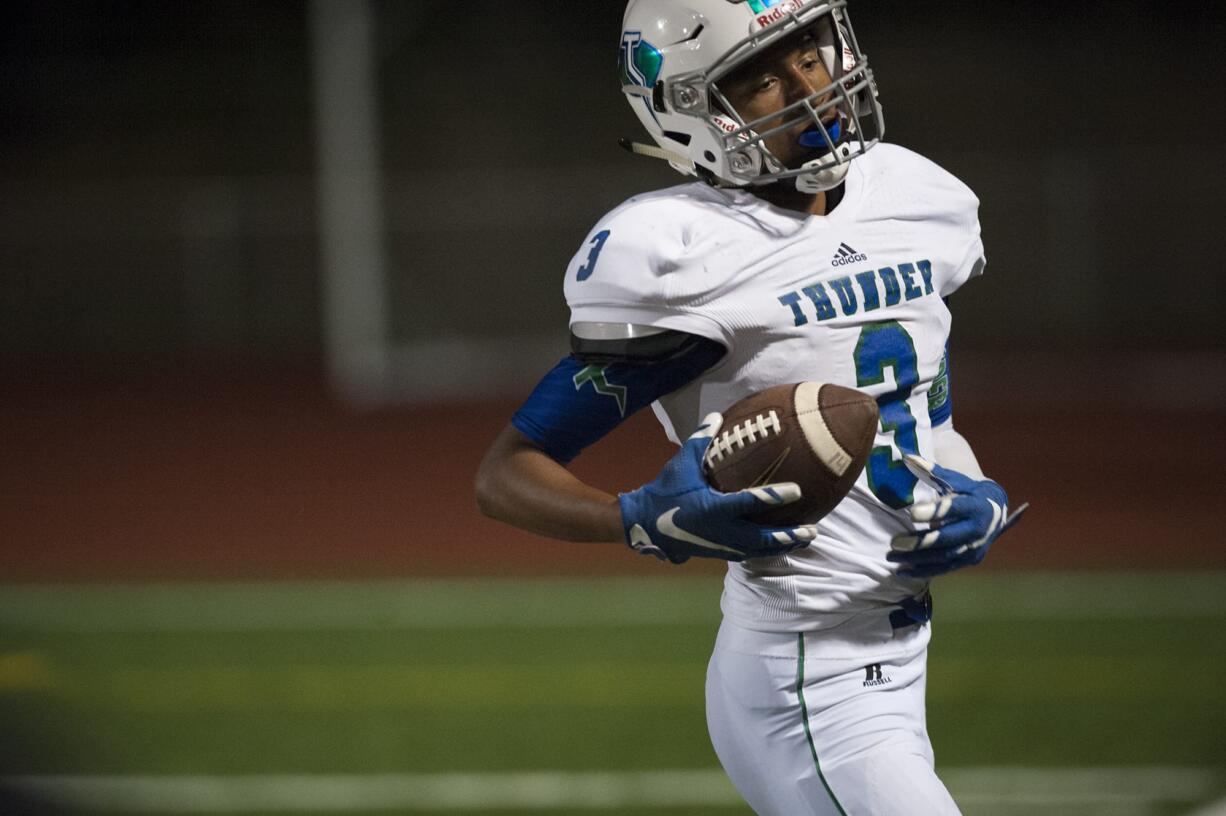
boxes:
[618,0,883,192]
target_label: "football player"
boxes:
[475,1,1025,813]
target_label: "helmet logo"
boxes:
[737,0,787,12]
[619,32,663,89]
[729,0,812,29]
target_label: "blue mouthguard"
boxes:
[798,118,841,149]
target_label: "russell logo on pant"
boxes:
[863,663,893,687]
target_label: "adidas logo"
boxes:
[832,242,868,267]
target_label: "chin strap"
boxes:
[795,142,854,193]
[617,138,695,172]
[792,112,854,193]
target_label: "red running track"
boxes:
[2,367,1222,581]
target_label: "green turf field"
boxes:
[2,573,1225,815]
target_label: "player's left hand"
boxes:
[887,455,1028,578]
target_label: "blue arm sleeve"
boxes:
[510,337,726,464]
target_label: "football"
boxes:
[703,382,879,526]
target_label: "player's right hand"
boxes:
[617,412,819,564]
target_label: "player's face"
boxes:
[719,28,840,171]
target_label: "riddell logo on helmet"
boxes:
[749,0,810,28]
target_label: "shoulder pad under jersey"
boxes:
[570,323,716,364]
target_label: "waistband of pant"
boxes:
[888,591,933,630]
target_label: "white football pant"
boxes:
[706,615,961,815]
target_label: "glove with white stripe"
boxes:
[618,412,818,564]
[888,454,1028,578]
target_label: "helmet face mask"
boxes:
[619,0,884,193]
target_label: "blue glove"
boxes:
[887,454,1028,578]
[618,412,818,564]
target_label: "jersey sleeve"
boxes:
[873,146,986,297]
[942,200,986,297]
[931,165,985,297]
[561,194,734,350]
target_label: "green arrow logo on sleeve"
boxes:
[573,365,628,417]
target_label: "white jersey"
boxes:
[564,144,986,632]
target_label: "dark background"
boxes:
[3,0,1224,363]
[2,1,1224,579]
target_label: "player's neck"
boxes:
[751,183,841,217]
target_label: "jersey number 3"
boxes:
[575,230,611,282]
[854,321,920,509]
